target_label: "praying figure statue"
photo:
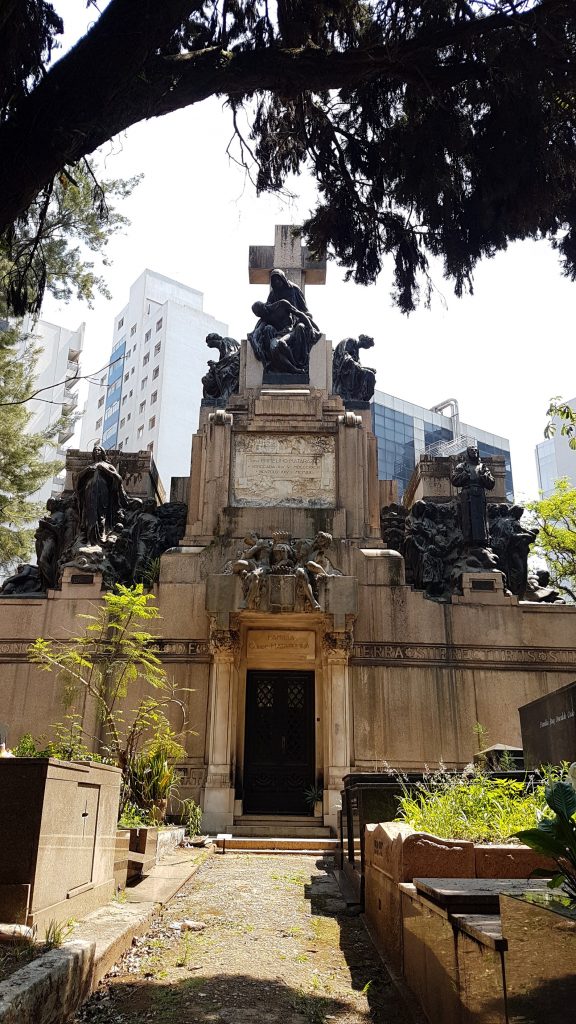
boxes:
[332,334,376,402]
[202,333,240,404]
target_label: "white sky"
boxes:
[41,3,576,503]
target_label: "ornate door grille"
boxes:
[244,671,315,814]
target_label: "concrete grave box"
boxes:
[364,821,554,972]
[0,758,121,930]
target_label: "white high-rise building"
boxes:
[80,270,228,491]
[535,398,576,496]
[19,316,84,506]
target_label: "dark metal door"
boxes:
[244,670,315,814]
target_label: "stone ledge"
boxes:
[0,940,95,1024]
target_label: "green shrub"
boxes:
[117,802,153,829]
[181,798,203,837]
[396,770,548,844]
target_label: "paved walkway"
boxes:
[74,854,413,1024]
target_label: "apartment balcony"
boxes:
[62,389,79,415]
[58,422,75,444]
[66,360,81,385]
[67,342,82,362]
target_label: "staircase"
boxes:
[216,815,339,854]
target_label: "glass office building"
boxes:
[371,390,514,499]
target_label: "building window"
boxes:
[100,375,106,385]
[152,366,159,380]
[129,389,133,398]
[131,366,135,375]
[118,441,123,450]
[150,390,157,405]
[130,323,137,336]
[154,341,161,355]
[148,416,155,430]
[95,417,102,430]
[156,317,163,332]
[124,372,129,382]
[143,353,149,366]
[141,376,148,390]
[145,329,151,343]
[147,442,154,453]
[118,317,124,330]
[139,401,146,415]
[137,425,144,439]
[98,396,105,408]
[120,418,125,429]
[127,413,131,421]
[122,395,127,405]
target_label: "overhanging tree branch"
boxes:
[0,0,571,235]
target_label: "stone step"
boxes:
[231,824,333,838]
[216,834,339,853]
[234,816,324,825]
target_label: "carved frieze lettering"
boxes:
[352,642,576,669]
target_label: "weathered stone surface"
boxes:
[474,843,554,879]
[0,940,94,1024]
[231,433,336,507]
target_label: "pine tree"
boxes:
[0,325,66,573]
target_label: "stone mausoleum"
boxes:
[1,226,575,834]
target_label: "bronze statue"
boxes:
[202,333,240,404]
[489,504,537,598]
[76,445,131,547]
[0,564,43,594]
[450,446,495,548]
[332,335,376,401]
[248,299,320,376]
[248,270,320,377]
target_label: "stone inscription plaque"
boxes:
[232,434,336,507]
[520,681,576,768]
[247,630,316,664]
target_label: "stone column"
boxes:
[322,631,353,831]
[202,627,239,833]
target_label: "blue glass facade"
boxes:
[101,337,125,448]
[371,393,513,499]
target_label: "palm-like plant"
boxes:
[514,779,576,902]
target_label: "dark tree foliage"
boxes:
[1,1,576,312]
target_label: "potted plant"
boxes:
[304,782,323,818]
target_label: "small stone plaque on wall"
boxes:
[247,630,316,665]
[231,434,336,507]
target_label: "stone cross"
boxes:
[248,224,326,294]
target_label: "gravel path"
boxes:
[74,853,413,1024]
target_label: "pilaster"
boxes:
[202,625,240,832]
[322,629,354,830]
